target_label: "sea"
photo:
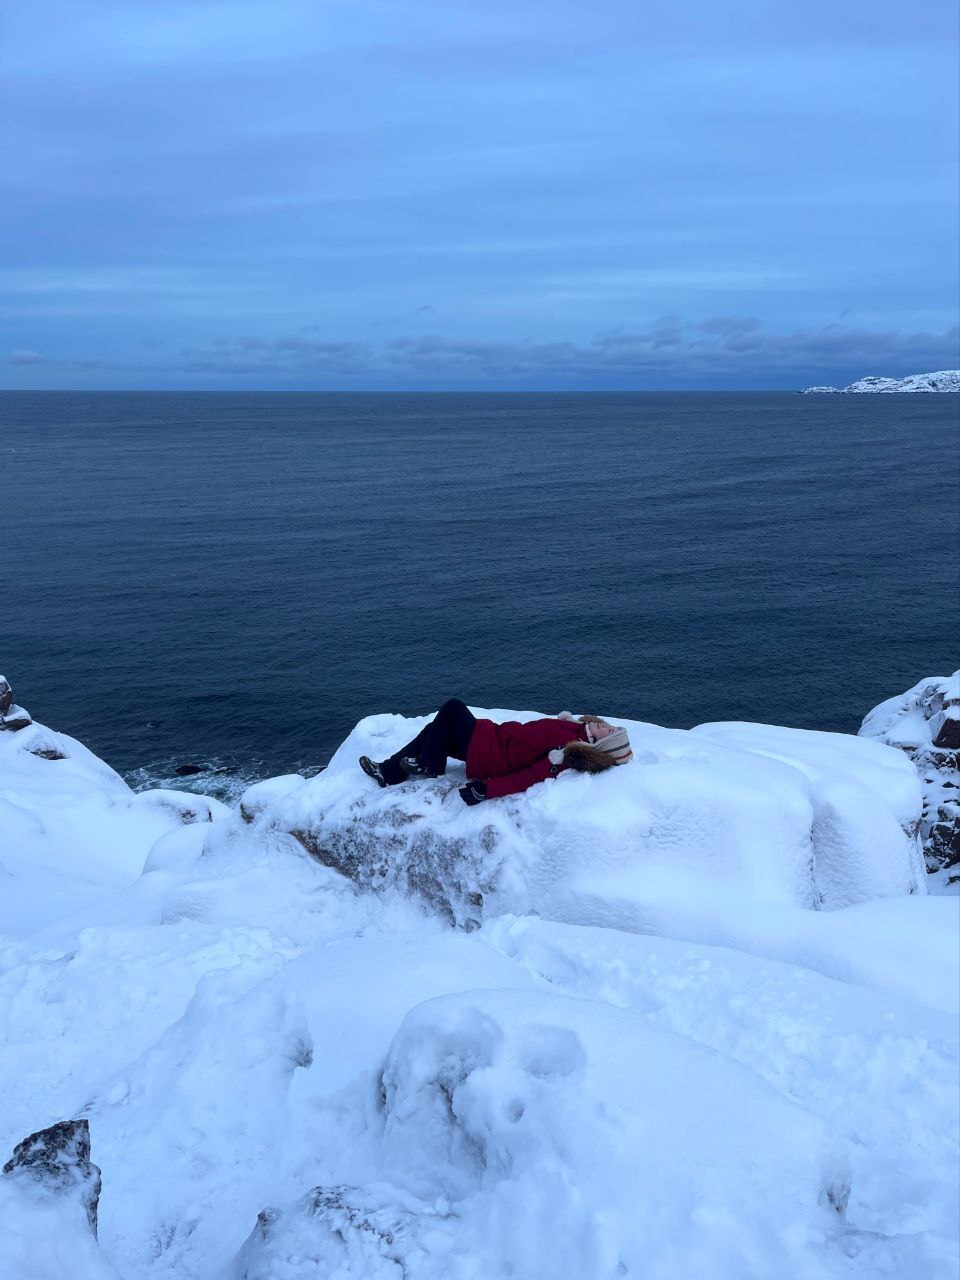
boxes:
[2,391,958,801]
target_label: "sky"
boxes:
[1,0,958,390]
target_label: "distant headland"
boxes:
[802,370,959,394]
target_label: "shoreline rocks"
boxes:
[859,673,960,877]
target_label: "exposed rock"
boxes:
[174,762,206,776]
[860,673,960,873]
[1,704,33,731]
[933,714,960,751]
[2,1118,101,1238]
[0,676,33,729]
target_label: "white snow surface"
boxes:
[1,707,958,1279]
[802,369,960,393]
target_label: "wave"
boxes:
[124,754,326,806]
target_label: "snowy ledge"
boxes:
[232,708,927,930]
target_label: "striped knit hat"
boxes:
[589,723,633,764]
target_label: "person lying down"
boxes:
[360,699,632,806]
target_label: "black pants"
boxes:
[383,698,477,783]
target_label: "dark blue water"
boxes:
[2,392,957,796]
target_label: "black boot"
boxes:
[359,756,386,787]
[359,756,408,787]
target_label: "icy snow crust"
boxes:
[1,707,957,1279]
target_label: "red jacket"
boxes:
[466,717,588,799]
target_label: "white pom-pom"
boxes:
[548,749,565,766]
[557,711,576,721]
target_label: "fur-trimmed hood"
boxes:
[560,740,620,772]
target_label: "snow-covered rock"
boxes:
[245,708,924,930]
[0,694,233,938]
[802,369,960,393]
[860,673,960,877]
[0,673,34,730]
[0,1119,120,1279]
[3,1118,101,1237]
[239,774,307,824]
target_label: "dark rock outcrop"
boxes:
[860,673,960,875]
[1,706,33,731]
[0,675,33,730]
[933,715,960,751]
[2,1118,102,1238]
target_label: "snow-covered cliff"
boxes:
[1,680,957,1280]
[802,369,960,393]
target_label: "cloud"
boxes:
[378,321,960,380]
[26,316,949,386]
[178,336,370,375]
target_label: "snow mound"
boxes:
[859,673,960,877]
[802,369,960,393]
[246,709,924,928]
[236,987,851,1279]
[691,720,925,905]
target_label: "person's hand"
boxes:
[459,780,487,806]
